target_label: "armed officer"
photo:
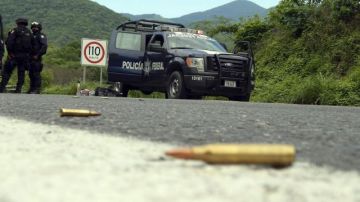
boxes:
[0,18,33,93]
[29,22,47,94]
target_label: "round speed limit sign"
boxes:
[81,39,108,66]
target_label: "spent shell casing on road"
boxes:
[60,108,101,117]
[166,144,296,166]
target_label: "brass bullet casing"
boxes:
[166,144,296,167]
[60,108,101,117]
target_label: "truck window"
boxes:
[116,32,141,51]
[149,34,165,47]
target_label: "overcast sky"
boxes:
[93,0,281,18]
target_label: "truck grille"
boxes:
[219,55,247,71]
[206,55,249,80]
[206,57,218,71]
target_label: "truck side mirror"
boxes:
[233,41,253,58]
[148,43,166,53]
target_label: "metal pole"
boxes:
[100,67,103,87]
[83,66,86,84]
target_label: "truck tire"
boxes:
[167,71,188,99]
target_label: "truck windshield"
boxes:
[167,32,227,52]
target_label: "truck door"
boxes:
[108,31,145,83]
[145,34,168,86]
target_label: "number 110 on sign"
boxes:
[88,46,101,56]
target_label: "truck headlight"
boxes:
[186,57,204,72]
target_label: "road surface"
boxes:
[0,94,359,202]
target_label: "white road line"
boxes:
[0,117,359,202]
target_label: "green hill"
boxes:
[123,13,172,22]
[0,0,128,45]
[123,0,268,25]
[172,0,268,25]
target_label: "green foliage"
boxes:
[332,0,360,22]
[0,0,128,45]
[249,0,360,106]
[269,0,314,37]
[43,81,100,95]
[43,84,77,95]
[128,91,165,99]
[234,16,271,45]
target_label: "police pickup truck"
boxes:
[107,19,255,101]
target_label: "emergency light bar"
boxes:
[163,27,205,35]
[117,19,185,32]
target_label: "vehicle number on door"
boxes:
[224,80,237,88]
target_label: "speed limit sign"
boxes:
[81,38,108,66]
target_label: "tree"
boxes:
[332,0,360,22]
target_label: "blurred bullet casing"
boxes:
[168,144,296,166]
[60,108,101,117]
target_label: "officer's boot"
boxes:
[0,76,10,93]
[0,85,5,93]
[15,87,22,93]
[15,80,24,94]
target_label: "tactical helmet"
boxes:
[31,21,42,31]
[16,18,28,26]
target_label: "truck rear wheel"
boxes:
[167,71,187,99]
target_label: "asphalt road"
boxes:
[0,94,359,172]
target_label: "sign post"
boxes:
[80,38,108,86]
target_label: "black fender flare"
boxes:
[166,57,186,76]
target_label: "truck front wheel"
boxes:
[166,71,188,99]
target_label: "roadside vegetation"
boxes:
[194,0,360,106]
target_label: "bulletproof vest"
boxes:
[14,27,32,53]
[33,32,42,53]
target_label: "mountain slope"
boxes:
[123,13,172,22]
[122,0,267,25]
[0,0,129,45]
[172,0,267,25]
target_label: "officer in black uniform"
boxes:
[0,18,33,93]
[0,39,4,72]
[29,22,47,94]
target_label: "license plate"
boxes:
[224,80,237,88]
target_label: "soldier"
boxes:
[29,22,47,94]
[0,18,33,93]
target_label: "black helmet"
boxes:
[31,21,42,31]
[16,18,28,26]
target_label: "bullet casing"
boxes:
[60,108,101,117]
[190,144,295,166]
